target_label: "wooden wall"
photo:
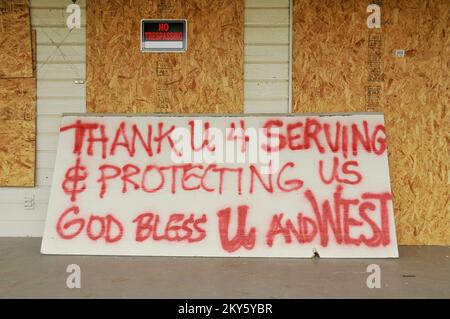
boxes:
[244,0,290,113]
[0,0,36,187]
[0,0,33,78]
[87,0,244,114]
[292,0,449,244]
[0,0,446,244]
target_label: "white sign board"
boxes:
[41,114,399,258]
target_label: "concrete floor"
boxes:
[0,238,448,298]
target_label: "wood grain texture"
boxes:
[292,0,449,244]
[292,0,368,112]
[87,0,244,114]
[0,78,36,187]
[0,0,33,78]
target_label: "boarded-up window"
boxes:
[87,0,244,114]
[0,2,36,187]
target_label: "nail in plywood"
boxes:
[292,0,449,244]
[0,0,33,78]
[87,0,244,114]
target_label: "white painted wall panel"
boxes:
[245,81,289,99]
[0,187,50,204]
[37,98,86,115]
[37,45,85,63]
[245,45,289,63]
[37,116,62,134]
[37,81,86,97]
[245,27,289,44]
[0,221,45,237]
[245,64,289,80]
[37,151,57,169]
[246,0,289,7]
[245,9,289,26]
[244,1,290,113]
[37,63,85,79]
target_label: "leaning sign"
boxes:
[41,114,399,258]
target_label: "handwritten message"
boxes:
[41,114,398,257]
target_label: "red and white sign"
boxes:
[141,19,187,52]
[41,114,399,258]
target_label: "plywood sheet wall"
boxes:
[87,0,244,114]
[292,0,449,244]
[0,77,36,186]
[0,0,33,78]
[0,0,36,187]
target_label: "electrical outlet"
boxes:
[24,195,35,210]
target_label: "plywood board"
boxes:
[0,28,36,187]
[0,0,33,78]
[87,0,244,114]
[292,0,449,244]
[0,78,36,186]
[41,113,398,257]
[380,0,449,245]
[292,0,368,113]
